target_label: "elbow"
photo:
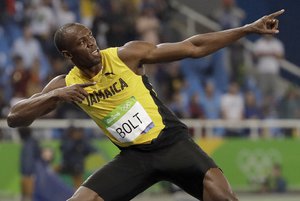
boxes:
[7,114,17,128]
[189,47,207,58]
[7,113,31,128]
[7,113,19,128]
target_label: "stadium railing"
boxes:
[1,119,299,139]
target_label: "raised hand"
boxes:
[54,82,95,103]
[248,9,285,34]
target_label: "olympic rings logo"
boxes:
[121,102,132,111]
[236,148,282,183]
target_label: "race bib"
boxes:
[101,97,154,142]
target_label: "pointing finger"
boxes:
[268,9,285,19]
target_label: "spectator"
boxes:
[180,58,208,97]
[53,0,76,27]
[58,127,96,189]
[11,25,42,69]
[47,57,70,81]
[180,49,229,98]
[261,163,287,193]
[244,90,263,119]
[188,93,205,119]
[0,25,12,87]
[106,1,135,46]
[91,3,109,49]
[0,86,9,118]
[244,90,263,137]
[28,0,56,53]
[201,81,221,120]
[168,91,189,119]
[136,4,160,44]
[278,87,300,137]
[34,146,75,201]
[201,81,223,136]
[253,34,285,98]
[155,62,185,103]
[212,0,245,30]
[18,127,41,201]
[26,58,43,97]
[278,87,300,119]
[212,0,246,81]
[79,0,94,27]
[10,55,30,98]
[221,82,244,136]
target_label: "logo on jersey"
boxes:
[86,78,128,106]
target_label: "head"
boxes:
[41,147,54,164]
[228,82,240,94]
[222,0,235,8]
[245,91,256,106]
[272,163,282,177]
[23,25,33,41]
[12,55,24,69]
[67,127,84,141]
[54,23,101,69]
[204,81,215,97]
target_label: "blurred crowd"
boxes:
[0,0,300,138]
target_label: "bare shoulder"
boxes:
[118,41,156,62]
[41,74,66,94]
[117,41,156,72]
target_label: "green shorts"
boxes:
[82,128,217,201]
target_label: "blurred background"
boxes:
[0,0,300,200]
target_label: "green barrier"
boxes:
[0,139,119,196]
[196,138,300,191]
[0,143,20,196]
[1,138,299,196]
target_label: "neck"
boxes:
[79,63,103,79]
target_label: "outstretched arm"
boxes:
[119,9,284,70]
[7,75,95,128]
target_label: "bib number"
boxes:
[101,97,154,142]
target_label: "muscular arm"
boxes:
[7,75,94,128]
[118,10,284,72]
[125,27,249,64]
[7,75,66,127]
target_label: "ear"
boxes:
[61,50,72,59]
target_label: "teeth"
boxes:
[92,49,98,55]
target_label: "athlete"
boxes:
[7,9,284,201]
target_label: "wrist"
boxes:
[49,89,62,102]
[242,24,254,34]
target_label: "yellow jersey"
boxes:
[65,47,186,147]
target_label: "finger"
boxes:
[76,93,87,101]
[73,95,85,103]
[266,19,278,30]
[267,9,285,19]
[274,19,279,30]
[77,88,89,96]
[78,82,96,88]
[263,28,279,34]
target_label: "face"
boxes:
[63,24,101,69]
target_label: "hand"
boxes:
[248,9,285,34]
[54,82,95,103]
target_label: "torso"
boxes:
[65,47,185,147]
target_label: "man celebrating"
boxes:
[8,9,284,201]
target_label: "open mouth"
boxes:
[92,49,99,56]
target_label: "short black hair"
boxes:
[53,23,80,52]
